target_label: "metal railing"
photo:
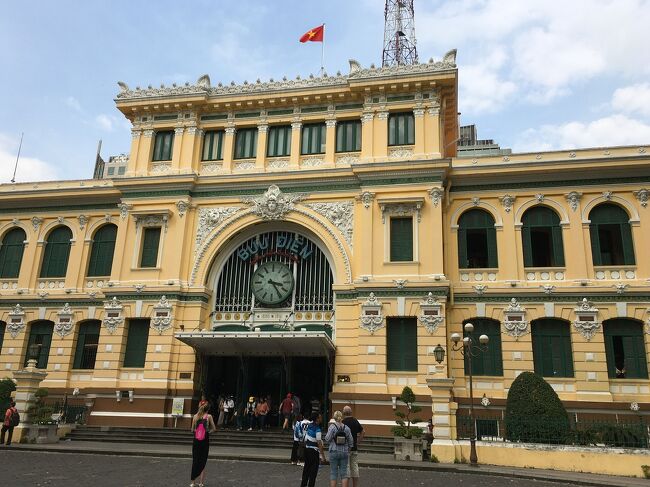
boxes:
[456,415,649,449]
[48,401,88,425]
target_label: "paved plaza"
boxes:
[2,450,589,487]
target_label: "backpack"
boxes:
[10,408,20,427]
[194,419,206,441]
[335,424,347,445]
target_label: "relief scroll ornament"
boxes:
[419,292,444,334]
[241,185,307,221]
[195,206,243,251]
[54,303,74,337]
[304,201,353,247]
[573,298,600,341]
[502,298,529,340]
[7,304,26,338]
[360,293,384,335]
[103,297,124,334]
[151,295,173,334]
[428,188,444,208]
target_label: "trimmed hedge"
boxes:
[505,371,569,443]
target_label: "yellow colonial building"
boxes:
[1,50,650,440]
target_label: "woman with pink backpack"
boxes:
[190,402,217,487]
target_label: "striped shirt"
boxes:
[304,422,322,451]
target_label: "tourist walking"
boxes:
[246,396,257,430]
[300,412,326,487]
[1,401,19,446]
[324,410,354,487]
[255,397,269,431]
[280,393,293,430]
[342,405,364,487]
[223,395,234,427]
[291,413,310,465]
[190,403,216,487]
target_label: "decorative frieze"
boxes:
[301,157,325,167]
[360,293,384,334]
[357,191,375,209]
[565,191,582,212]
[573,298,600,341]
[634,189,649,208]
[419,292,443,334]
[54,303,74,337]
[133,213,169,233]
[267,158,289,170]
[305,201,354,247]
[234,160,256,171]
[379,199,423,223]
[151,295,173,334]
[428,188,444,208]
[195,206,242,250]
[499,195,515,213]
[502,298,529,340]
[7,304,26,338]
[200,162,223,173]
[241,185,307,221]
[103,297,124,334]
[151,162,172,174]
[388,147,414,159]
[335,154,360,165]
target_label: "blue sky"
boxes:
[1,0,649,182]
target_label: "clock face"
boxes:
[251,261,294,305]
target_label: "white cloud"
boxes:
[612,83,650,118]
[0,133,59,183]
[209,21,273,81]
[95,114,115,131]
[514,114,650,152]
[65,96,82,112]
[416,0,650,111]
[459,49,518,114]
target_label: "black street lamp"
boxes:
[450,322,489,465]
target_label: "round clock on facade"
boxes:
[251,261,294,305]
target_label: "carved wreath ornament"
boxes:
[502,298,529,340]
[359,293,384,334]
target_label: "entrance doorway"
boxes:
[204,355,331,425]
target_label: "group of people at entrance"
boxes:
[189,402,364,487]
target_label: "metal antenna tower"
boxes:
[382,0,418,67]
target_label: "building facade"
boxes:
[1,51,650,437]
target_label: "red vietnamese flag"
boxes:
[299,24,324,43]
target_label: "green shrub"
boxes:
[0,377,16,412]
[505,371,569,444]
[391,386,423,439]
[27,388,56,424]
[597,424,647,448]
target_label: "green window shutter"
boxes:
[390,217,413,262]
[140,227,161,268]
[336,121,361,152]
[387,318,417,371]
[620,223,635,265]
[465,320,502,376]
[25,321,53,369]
[0,228,26,278]
[301,123,326,155]
[234,128,257,159]
[123,319,150,367]
[388,113,415,146]
[40,227,72,278]
[0,322,5,354]
[629,337,648,379]
[153,131,174,161]
[87,224,117,277]
[589,223,602,266]
[521,225,533,268]
[202,131,224,161]
[267,126,291,157]
[73,321,101,370]
[532,320,573,377]
[551,225,565,266]
[603,331,617,378]
[457,228,468,268]
[486,226,498,268]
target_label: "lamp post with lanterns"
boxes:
[433,322,489,465]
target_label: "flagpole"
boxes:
[11,132,23,183]
[320,23,325,76]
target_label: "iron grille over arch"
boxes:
[213,230,334,313]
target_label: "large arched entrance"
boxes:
[178,224,336,425]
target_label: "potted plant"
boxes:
[23,388,59,444]
[391,386,424,461]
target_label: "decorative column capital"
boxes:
[225,125,236,135]
[413,108,425,118]
[174,127,185,135]
[361,113,374,124]
[291,121,303,130]
[131,129,142,139]
[325,119,337,128]
[142,129,154,138]
[257,124,269,133]
[376,111,389,120]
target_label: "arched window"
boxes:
[531,319,573,377]
[522,207,565,267]
[458,209,498,269]
[40,226,72,278]
[0,227,26,278]
[603,319,648,379]
[87,224,117,277]
[73,320,101,370]
[463,318,502,376]
[24,321,54,369]
[589,204,635,265]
